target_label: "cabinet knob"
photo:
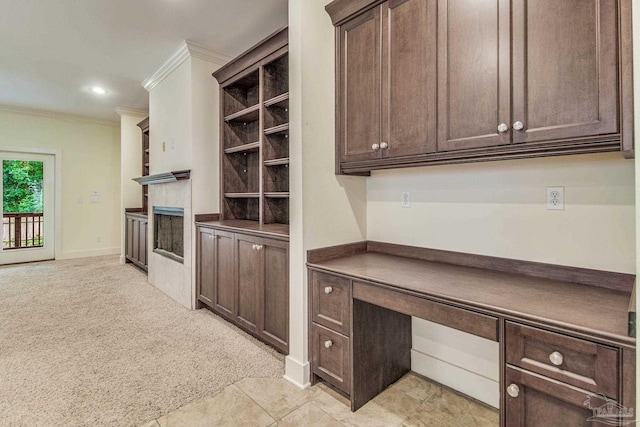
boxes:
[549,351,564,366]
[324,340,333,348]
[324,286,333,294]
[507,384,520,398]
[252,244,257,250]
[497,123,509,133]
[513,121,525,131]
[380,142,389,149]
[372,143,380,151]
[255,244,263,251]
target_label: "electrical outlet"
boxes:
[546,187,564,210]
[401,191,411,208]
[96,236,101,243]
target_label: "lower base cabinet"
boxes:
[125,212,148,272]
[196,225,289,354]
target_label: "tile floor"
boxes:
[139,373,498,427]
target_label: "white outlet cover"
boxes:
[546,187,564,210]
[401,191,411,208]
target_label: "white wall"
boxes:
[149,60,192,174]
[287,0,368,387]
[0,109,121,259]
[190,57,220,217]
[117,110,147,264]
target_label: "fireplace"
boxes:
[153,206,184,263]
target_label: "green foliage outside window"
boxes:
[3,160,44,213]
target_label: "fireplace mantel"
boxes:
[133,170,190,186]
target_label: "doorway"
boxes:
[0,152,55,264]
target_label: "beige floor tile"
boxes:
[372,385,422,420]
[235,377,320,420]
[390,373,442,402]
[311,388,402,427]
[138,420,160,427]
[156,384,274,427]
[273,402,344,427]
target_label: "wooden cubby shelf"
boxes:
[214,28,289,231]
[224,192,260,198]
[264,123,289,136]
[264,192,290,198]
[264,92,290,108]
[224,104,260,123]
[224,142,260,154]
[264,158,290,167]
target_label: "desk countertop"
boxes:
[308,248,634,347]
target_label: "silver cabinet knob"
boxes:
[498,123,509,133]
[324,286,333,294]
[513,121,524,131]
[253,244,263,251]
[380,142,389,149]
[372,143,380,151]
[252,244,257,250]
[507,384,520,398]
[549,351,564,366]
[324,340,333,348]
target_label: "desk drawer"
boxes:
[506,322,619,399]
[311,323,351,394]
[311,271,351,336]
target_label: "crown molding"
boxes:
[0,104,119,126]
[142,40,232,92]
[115,107,148,118]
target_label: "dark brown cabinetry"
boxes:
[196,223,289,354]
[213,29,290,226]
[125,212,148,272]
[337,0,436,167]
[307,241,635,418]
[326,0,634,174]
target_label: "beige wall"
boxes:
[368,153,635,273]
[0,109,121,259]
[287,0,368,386]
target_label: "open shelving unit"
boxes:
[137,117,150,213]
[214,28,289,231]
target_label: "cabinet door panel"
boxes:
[197,228,215,306]
[382,0,436,157]
[505,367,612,427]
[138,219,147,267]
[512,0,618,143]
[260,239,289,352]
[437,0,511,151]
[236,235,260,332]
[339,7,382,163]
[126,217,134,260]
[132,218,140,264]
[214,230,235,319]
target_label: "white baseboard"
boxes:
[56,247,120,260]
[119,255,126,264]
[411,349,499,408]
[284,356,310,389]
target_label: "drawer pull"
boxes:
[324,286,333,294]
[549,351,564,366]
[507,384,520,398]
[324,340,333,348]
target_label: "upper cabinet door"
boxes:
[437,0,512,152]
[512,0,619,144]
[339,7,382,164]
[381,0,437,158]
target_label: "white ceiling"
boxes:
[0,0,288,123]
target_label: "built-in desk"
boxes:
[307,242,636,425]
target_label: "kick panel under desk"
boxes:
[307,241,635,425]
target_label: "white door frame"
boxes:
[0,147,62,262]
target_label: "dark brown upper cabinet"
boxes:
[326,0,634,175]
[337,0,437,170]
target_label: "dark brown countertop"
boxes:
[195,219,289,241]
[308,245,635,347]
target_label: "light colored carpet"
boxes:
[0,256,284,427]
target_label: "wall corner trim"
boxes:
[284,356,310,389]
[142,40,232,92]
[115,107,148,118]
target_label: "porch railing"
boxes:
[2,213,44,250]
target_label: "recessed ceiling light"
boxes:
[90,87,107,95]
